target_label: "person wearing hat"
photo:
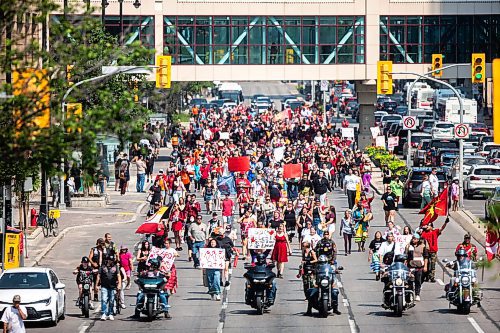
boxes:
[420,219,448,283]
[455,233,478,262]
[216,225,236,287]
[404,233,429,301]
[1,295,27,333]
[96,254,121,321]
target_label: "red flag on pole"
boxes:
[485,226,499,261]
[228,156,250,172]
[283,164,303,179]
[418,187,448,226]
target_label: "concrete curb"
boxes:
[449,210,486,249]
[29,202,148,267]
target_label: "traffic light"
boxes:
[66,103,82,133]
[471,53,485,84]
[156,55,171,89]
[133,80,139,102]
[493,59,500,144]
[66,64,74,86]
[432,54,443,77]
[377,61,393,95]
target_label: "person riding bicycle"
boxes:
[135,257,171,319]
[73,257,95,309]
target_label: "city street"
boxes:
[24,150,499,333]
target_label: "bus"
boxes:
[217,82,244,104]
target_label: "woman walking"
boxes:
[368,231,384,280]
[283,201,297,243]
[205,239,223,301]
[201,178,216,214]
[136,240,151,274]
[170,204,184,251]
[271,224,292,278]
[339,210,354,256]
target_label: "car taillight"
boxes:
[493,158,500,163]
[470,176,481,181]
[440,162,444,166]
[497,178,500,181]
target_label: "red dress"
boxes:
[271,234,288,263]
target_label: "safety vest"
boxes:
[171,136,179,146]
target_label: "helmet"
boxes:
[455,248,467,258]
[81,256,90,264]
[255,253,267,265]
[317,255,328,264]
[149,257,161,269]
[394,254,407,263]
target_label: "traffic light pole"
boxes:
[395,65,466,208]
[59,66,153,210]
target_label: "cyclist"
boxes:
[73,257,95,309]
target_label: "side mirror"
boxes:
[55,282,65,290]
[442,258,449,263]
[337,266,344,271]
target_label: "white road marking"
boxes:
[348,319,357,333]
[78,325,89,333]
[436,278,445,286]
[343,299,349,307]
[467,317,486,333]
[217,322,224,333]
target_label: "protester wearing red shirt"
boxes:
[235,173,251,196]
[420,219,448,282]
[455,234,478,261]
[221,195,235,227]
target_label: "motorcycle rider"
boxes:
[299,240,317,298]
[314,230,337,263]
[444,248,481,304]
[73,257,95,309]
[135,257,172,319]
[89,238,105,301]
[305,254,341,316]
[245,253,277,306]
[404,233,428,302]
[455,234,478,261]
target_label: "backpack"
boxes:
[383,243,396,265]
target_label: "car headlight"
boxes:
[320,279,329,287]
[36,297,51,306]
[461,276,471,286]
[395,278,403,286]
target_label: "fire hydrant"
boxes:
[31,208,38,227]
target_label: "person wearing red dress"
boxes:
[170,205,184,251]
[271,224,292,278]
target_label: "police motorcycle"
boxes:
[381,254,415,317]
[305,255,342,318]
[134,257,171,321]
[443,249,482,315]
[243,253,277,315]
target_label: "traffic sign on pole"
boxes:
[454,123,470,139]
[402,116,417,130]
[320,80,329,92]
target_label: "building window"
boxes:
[104,16,155,49]
[164,15,365,65]
[380,15,500,64]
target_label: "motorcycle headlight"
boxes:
[461,276,470,286]
[253,279,266,284]
[454,277,460,283]
[320,279,329,287]
[144,284,157,288]
[83,284,90,290]
[395,278,403,286]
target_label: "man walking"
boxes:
[96,255,121,321]
[1,295,27,333]
[420,219,448,282]
[313,171,331,206]
[344,169,361,209]
[134,155,147,192]
[188,215,208,268]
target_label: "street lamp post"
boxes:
[59,66,153,210]
[101,0,109,26]
[118,0,123,45]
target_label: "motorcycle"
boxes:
[298,259,315,296]
[443,258,482,314]
[381,261,415,317]
[306,260,342,317]
[134,274,169,321]
[243,261,277,315]
[78,270,94,318]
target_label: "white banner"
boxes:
[370,127,381,139]
[147,246,177,273]
[273,146,285,162]
[219,132,230,140]
[394,235,412,255]
[200,248,225,269]
[375,136,386,148]
[341,127,355,138]
[388,136,399,148]
[248,228,276,250]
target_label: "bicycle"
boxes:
[40,209,60,238]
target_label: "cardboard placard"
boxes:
[341,127,355,138]
[248,228,276,250]
[147,246,176,273]
[388,136,399,148]
[283,164,303,179]
[274,146,285,162]
[228,156,250,172]
[375,136,386,148]
[394,235,412,255]
[370,127,381,139]
[200,248,226,269]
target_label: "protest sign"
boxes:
[147,246,176,272]
[200,248,226,269]
[248,228,276,250]
[219,132,230,140]
[375,135,386,148]
[370,127,380,139]
[394,235,412,255]
[283,164,302,179]
[388,136,399,149]
[228,156,250,172]
[274,146,285,162]
[341,127,354,138]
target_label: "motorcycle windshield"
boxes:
[388,262,409,280]
[138,277,164,286]
[456,260,476,278]
[316,263,332,276]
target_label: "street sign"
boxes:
[454,123,470,139]
[403,116,417,130]
[320,80,329,92]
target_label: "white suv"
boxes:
[431,121,454,139]
[464,165,500,199]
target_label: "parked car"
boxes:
[214,99,232,108]
[413,139,432,166]
[380,115,402,129]
[487,149,500,166]
[420,119,436,133]
[251,94,265,106]
[387,122,402,137]
[431,121,454,139]
[439,152,459,175]
[464,165,500,199]
[402,167,447,207]
[374,111,388,126]
[345,101,359,116]
[0,267,66,325]
[485,186,500,222]
[449,155,488,179]
[189,98,207,108]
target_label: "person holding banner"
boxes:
[205,239,223,301]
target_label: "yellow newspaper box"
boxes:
[4,233,21,270]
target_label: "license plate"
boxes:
[486,180,492,183]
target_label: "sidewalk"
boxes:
[24,188,147,267]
